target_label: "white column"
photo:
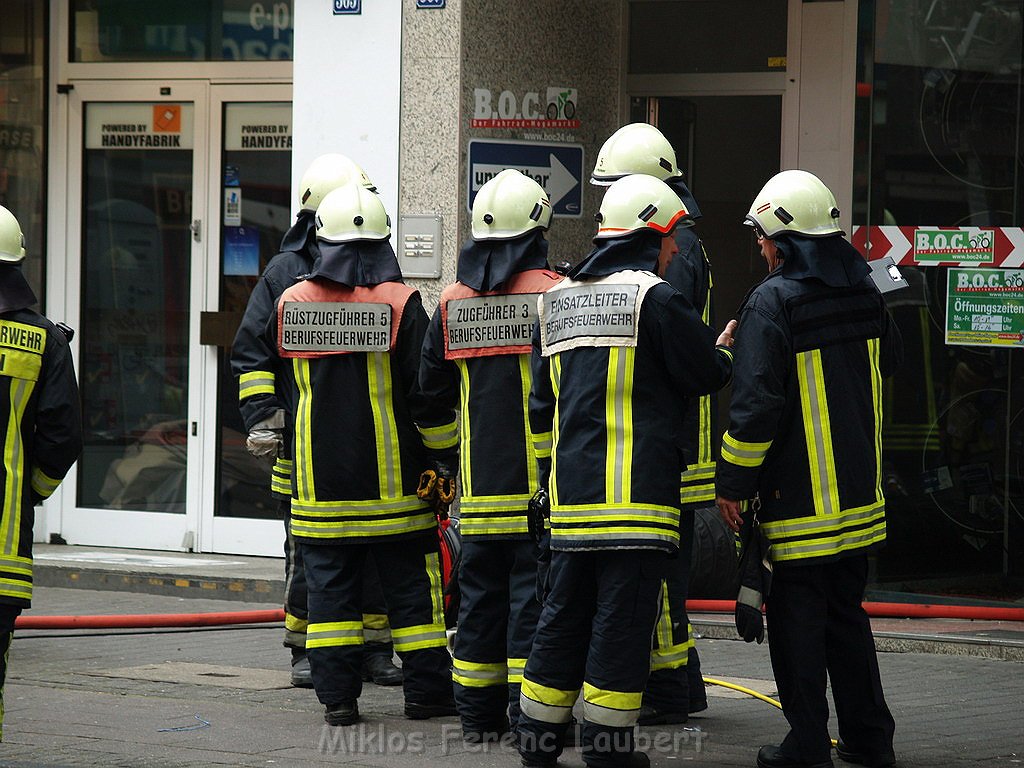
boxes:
[292,0,402,219]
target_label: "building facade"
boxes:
[0,0,1020,598]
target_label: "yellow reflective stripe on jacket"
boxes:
[550,502,681,547]
[507,657,526,685]
[868,338,883,500]
[721,431,771,468]
[582,682,642,727]
[270,458,292,495]
[459,493,531,536]
[307,620,363,648]
[456,359,473,497]
[367,352,402,498]
[519,354,540,490]
[796,349,840,518]
[238,370,275,400]
[548,356,562,507]
[452,657,507,688]
[680,461,716,505]
[417,420,458,451]
[292,359,316,501]
[284,613,308,632]
[520,678,579,724]
[289,495,435,539]
[604,346,635,504]
[2,378,34,559]
[30,467,61,499]
[761,501,887,562]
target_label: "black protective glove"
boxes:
[527,487,550,544]
[417,459,457,520]
[735,512,772,643]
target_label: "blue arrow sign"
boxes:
[468,139,584,218]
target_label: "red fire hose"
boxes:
[15,609,285,630]
[10,602,1024,632]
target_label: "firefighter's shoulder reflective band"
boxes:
[721,431,771,468]
[542,283,639,348]
[445,293,539,351]
[280,301,391,352]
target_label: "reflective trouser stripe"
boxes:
[391,623,447,652]
[391,550,447,652]
[651,582,692,671]
[507,657,526,685]
[581,682,642,727]
[307,621,363,648]
[363,613,390,644]
[520,678,579,724]
[452,658,507,688]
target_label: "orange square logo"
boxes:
[153,104,181,133]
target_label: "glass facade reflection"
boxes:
[854,1,1024,595]
[71,0,294,62]
[78,103,193,512]
[0,1,46,302]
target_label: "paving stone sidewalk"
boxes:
[0,587,1020,767]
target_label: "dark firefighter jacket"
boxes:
[0,268,83,607]
[418,268,563,539]
[270,276,436,544]
[231,212,318,497]
[715,255,903,565]
[664,226,716,509]
[530,263,733,554]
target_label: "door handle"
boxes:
[191,219,202,242]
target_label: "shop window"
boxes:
[0,1,45,303]
[628,1,788,74]
[71,0,294,62]
[854,1,1024,595]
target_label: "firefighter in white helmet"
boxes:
[518,175,735,768]
[230,154,400,689]
[262,183,455,726]
[418,169,560,743]
[593,122,717,724]
[717,170,900,768]
[0,205,82,740]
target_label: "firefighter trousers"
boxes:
[300,532,451,707]
[518,549,666,768]
[282,498,394,661]
[643,508,707,714]
[0,604,20,741]
[452,538,541,735]
[766,554,896,765]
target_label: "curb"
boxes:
[693,617,1024,662]
[34,565,284,604]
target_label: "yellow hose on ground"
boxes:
[702,676,839,748]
